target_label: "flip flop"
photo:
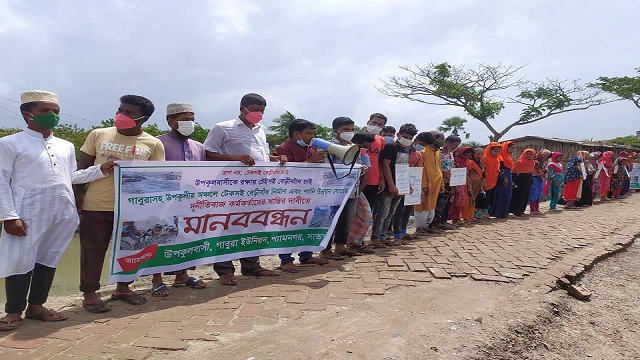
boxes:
[151,283,172,297]
[82,299,111,313]
[242,268,280,277]
[172,277,207,289]
[280,262,300,273]
[0,317,22,331]
[111,292,148,305]
[219,273,238,286]
[25,309,68,322]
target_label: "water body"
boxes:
[0,235,110,303]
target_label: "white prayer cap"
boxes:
[167,103,193,116]
[20,90,59,104]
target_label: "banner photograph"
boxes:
[110,161,359,282]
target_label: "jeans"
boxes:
[279,252,314,265]
[371,193,403,240]
[392,199,412,237]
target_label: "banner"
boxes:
[404,167,423,205]
[630,163,640,190]
[109,161,359,282]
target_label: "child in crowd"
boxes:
[479,143,502,219]
[509,149,536,216]
[562,155,583,209]
[414,132,443,235]
[547,152,564,211]
[490,141,514,218]
[467,148,485,222]
[448,146,473,225]
[597,151,614,201]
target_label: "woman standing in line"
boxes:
[509,149,536,216]
[562,155,583,209]
[528,149,551,215]
[547,152,564,211]
[489,141,515,218]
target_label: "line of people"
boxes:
[1,89,636,332]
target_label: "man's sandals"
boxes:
[151,283,172,297]
[0,316,22,331]
[25,308,68,322]
[82,298,111,313]
[111,292,147,305]
[172,277,206,289]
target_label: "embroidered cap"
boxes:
[167,103,193,116]
[20,90,59,104]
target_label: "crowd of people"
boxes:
[0,90,636,332]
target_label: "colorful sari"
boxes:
[597,151,614,198]
[528,149,551,213]
[547,152,564,209]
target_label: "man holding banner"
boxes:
[204,93,287,285]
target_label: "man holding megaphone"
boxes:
[273,119,330,273]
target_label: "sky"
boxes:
[0,0,638,143]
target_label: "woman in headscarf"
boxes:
[489,141,515,218]
[509,149,536,216]
[610,155,629,198]
[575,151,595,207]
[448,146,474,225]
[562,155,583,209]
[528,149,551,215]
[618,151,632,196]
[597,151,614,200]
[466,148,485,222]
[589,152,602,200]
[479,142,502,219]
[547,152,564,211]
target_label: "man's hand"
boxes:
[439,186,445,194]
[3,219,27,237]
[503,177,509,186]
[388,185,399,196]
[235,155,256,166]
[443,170,451,182]
[100,160,118,174]
[360,165,369,175]
[377,179,386,194]
[273,155,287,166]
[308,150,328,163]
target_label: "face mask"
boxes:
[244,107,263,124]
[28,112,59,130]
[339,131,355,142]
[383,136,394,143]
[413,144,425,151]
[366,125,382,135]
[115,113,145,129]
[176,120,195,136]
[296,139,308,147]
[397,137,413,147]
[436,141,445,148]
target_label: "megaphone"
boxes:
[311,138,361,179]
[311,138,360,165]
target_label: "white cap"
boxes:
[167,103,193,116]
[20,90,59,104]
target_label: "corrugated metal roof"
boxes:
[504,135,640,150]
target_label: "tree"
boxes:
[461,140,484,148]
[590,68,640,109]
[607,135,640,148]
[378,62,613,141]
[438,116,470,139]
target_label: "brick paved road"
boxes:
[1,196,638,359]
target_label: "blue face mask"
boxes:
[383,136,394,143]
[296,139,308,147]
[414,144,425,151]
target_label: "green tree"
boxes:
[438,116,470,139]
[266,111,334,150]
[461,140,484,148]
[0,127,22,138]
[590,68,640,109]
[607,135,640,148]
[378,62,613,141]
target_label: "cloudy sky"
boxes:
[0,0,637,143]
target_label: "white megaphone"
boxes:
[310,138,361,165]
[310,138,361,179]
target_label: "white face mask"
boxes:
[339,131,355,142]
[176,120,195,136]
[366,125,382,135]
[397,137,413,147]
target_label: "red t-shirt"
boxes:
[274,140,315,162]
[366,135,385,185]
